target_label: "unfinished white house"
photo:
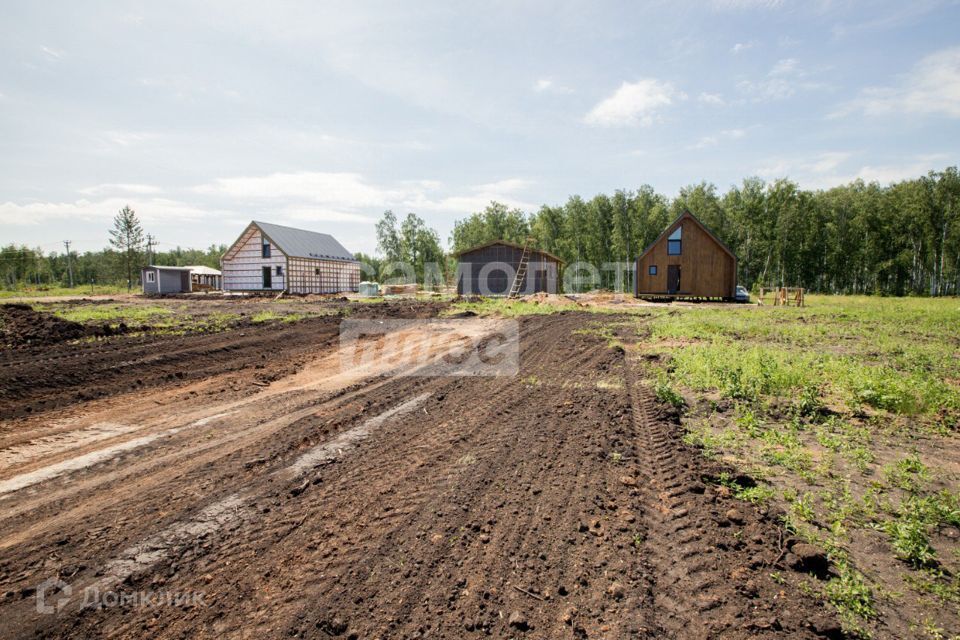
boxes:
[221,221,360,294]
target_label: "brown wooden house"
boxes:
[634,210,737,300]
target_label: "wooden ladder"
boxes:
[508,237,534,299]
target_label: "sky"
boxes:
[1,0,959,255]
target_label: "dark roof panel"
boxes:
[254,220,358,262]
[454,239,564,265]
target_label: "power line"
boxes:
[63,240,74,288]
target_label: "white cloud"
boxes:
[194,171,536,220]
[100,130,160,147]
[2,172,540,234]
[756,152,851,179]
[471,178,533,193]
[279,208,375,223]
[737,77,795,100]
[730,41,756,54]
[0,198,208,226]
[532,78,573,94]
[751,152,952,189]
[804,160,946,189]
[755,160,792,178]
[193,171,405,207]
[737,58,820,101]
[833,46,960,119]
[79,183,163,196]
[404,178,537,214]
[800,152,852,173]
[711,0,785,9]
[698,92,725,106]
[585,79,684,127]
[770,58,799,76]
[687,128,746,150]
[40,45,63,60]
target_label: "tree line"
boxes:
[4,167,959,295]
[446,168,960,295]
[1,206,225,291]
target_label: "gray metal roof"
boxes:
[253,220,358,262]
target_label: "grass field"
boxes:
[0,284,129,298]
[458,294,960,638]
[29,300,326,335]
[639,296,960,637]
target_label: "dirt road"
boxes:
[0,309,837,638]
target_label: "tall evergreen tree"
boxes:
[108,205,144,291]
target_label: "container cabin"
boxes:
[141,265,193,294]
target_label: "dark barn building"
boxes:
[455,240,563,296]
[635,210,738,300]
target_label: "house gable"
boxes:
[638,210,736,262]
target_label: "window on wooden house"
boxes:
[648,265,657,276]
[262,240,271,258]
[275,266,283,276]
[667,226,682,255]
[146,271,156,283]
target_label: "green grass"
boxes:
[0,284,129,298]
[0,284,131,299]
[251,310,312,324]
[452,294,958,637]
[824,560,877,635]
[629,294,960,635]
[447,297,580,317]
[49,304,174,325]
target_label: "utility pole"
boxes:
[145,234,155,265]
[63,240,74,288]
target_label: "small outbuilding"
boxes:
[221,221,360,294]
[184,265,222,290]
[141,266,193,295]
[634,210,738,300]
[455,240,563,296]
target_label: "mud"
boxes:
[0,310,839,639]
[0,300,446,420]
[0,303,123,349]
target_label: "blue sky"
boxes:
[1,0,959,255]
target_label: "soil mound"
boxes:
[0,304,88,347]
[0,304,123,348]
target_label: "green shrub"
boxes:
[654,377,686,410]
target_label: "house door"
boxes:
[262,266,272,289]
[667,265,681,294]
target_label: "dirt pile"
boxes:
[0,304,92,348]
[342,300,448,319]
[518,292,581,306]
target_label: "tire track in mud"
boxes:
[0,320,493,529]
[0,315,518,637]
[167,315,656,639]
[621,342,837,639]
[0,383,443,639]
[0,359,450,553]
[0,312,841,639]
[39,315,575,638]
